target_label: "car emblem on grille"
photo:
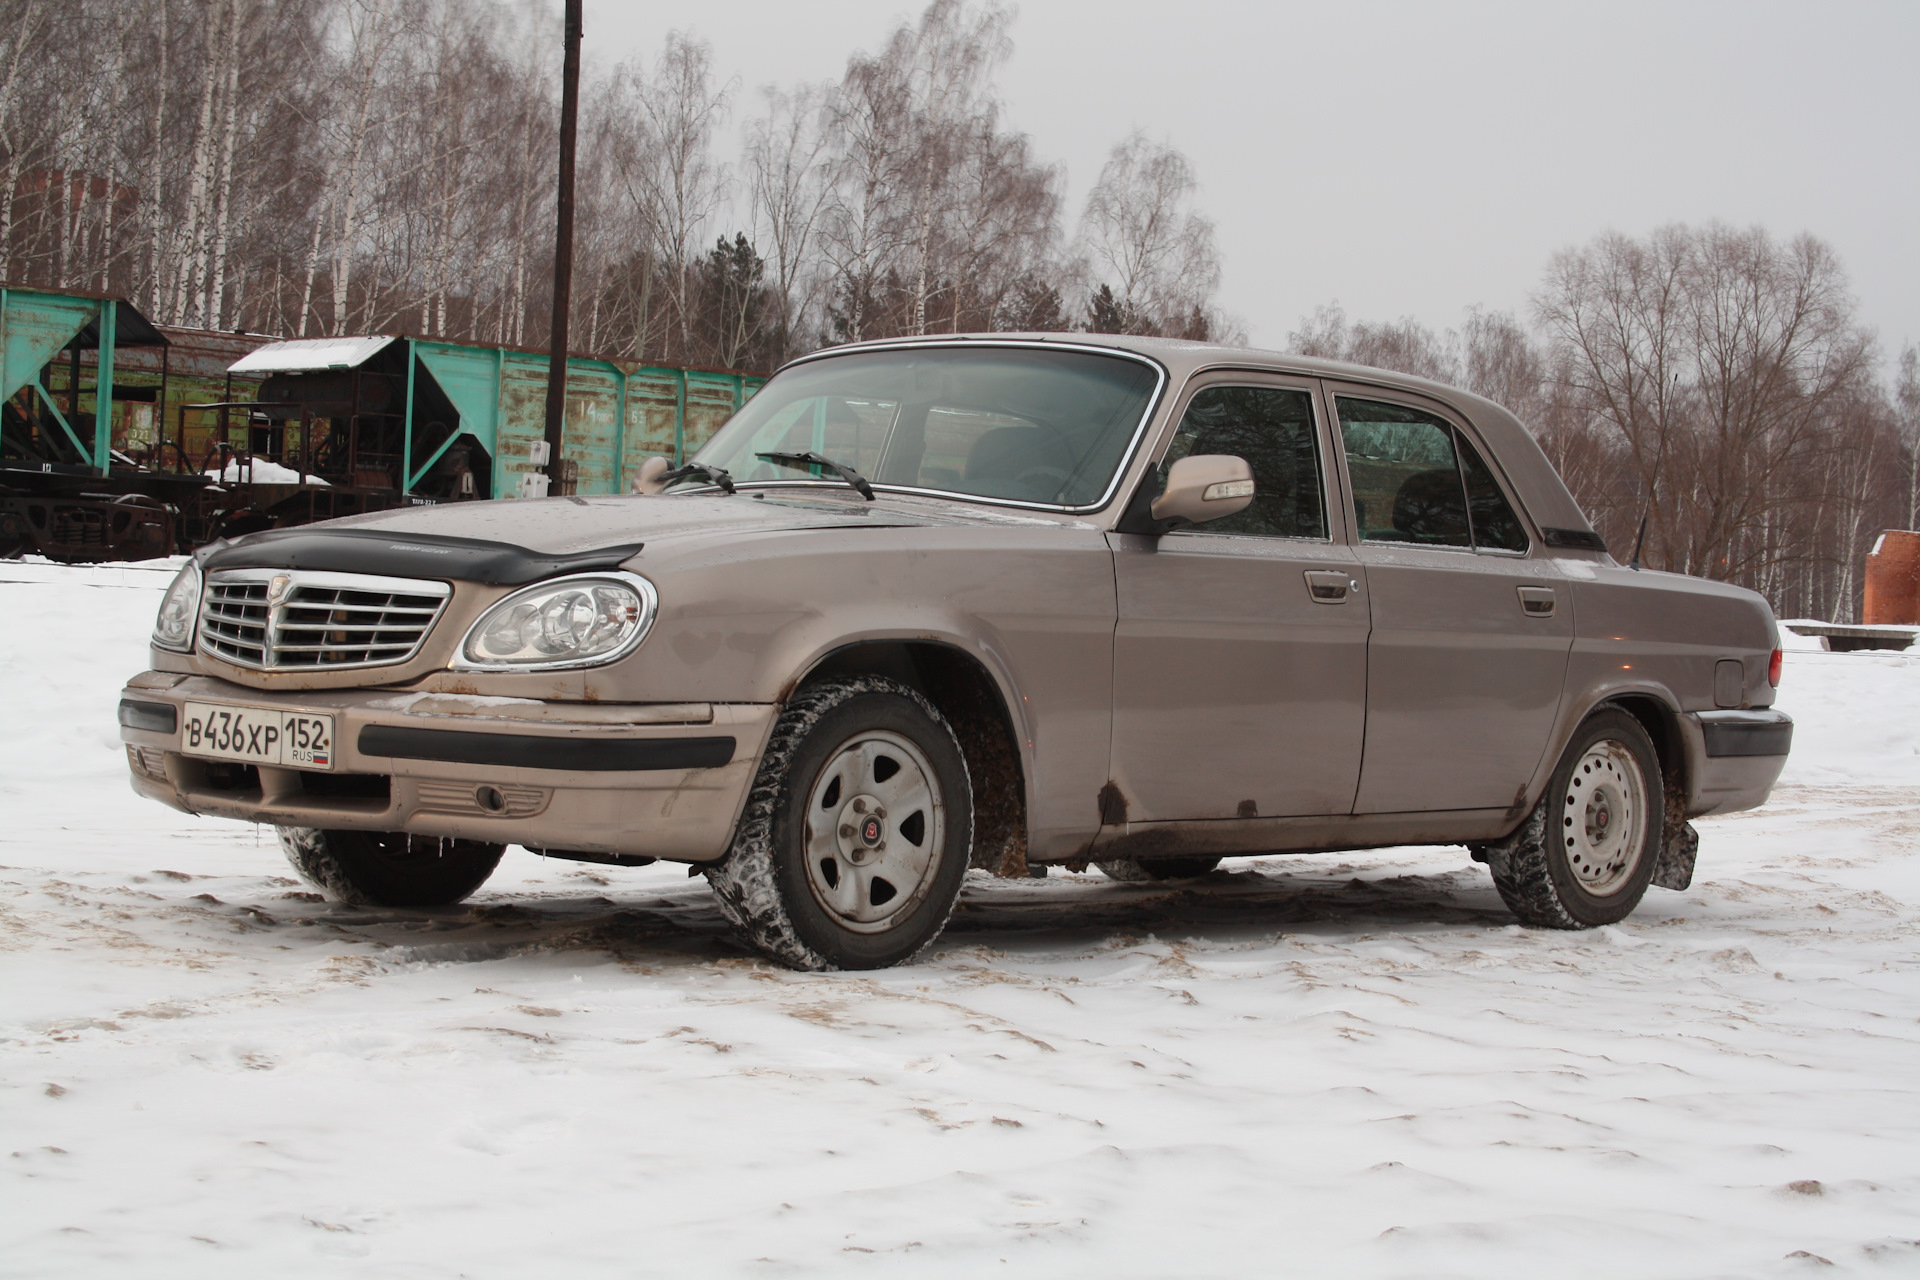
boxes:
[267,574,293,608]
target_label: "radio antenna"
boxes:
[1629,488,1651,571]
[1628,373,1680,572]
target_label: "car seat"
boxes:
[1390,468,1469,543]
[963,427,1073,496]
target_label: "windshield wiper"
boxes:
[657,461,736,494]
[755,450,875,501]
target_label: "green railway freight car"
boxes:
[3,282,161,473]
[228,334,766,505]
[0,283,286,559]
[2,283,278,468]
[0,284,767,559]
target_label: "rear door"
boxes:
[1108,375,1369,821]
[1330,388,1573,814]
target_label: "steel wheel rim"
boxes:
[1561,739,1646,896]
[802,729,946,933]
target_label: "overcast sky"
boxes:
[583,0,1920,365]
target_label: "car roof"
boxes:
[802,333,1598,538]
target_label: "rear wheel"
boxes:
[704,676,972,971]
[1481,708,1661,928]
[1095,855,1222,882]
[278,827,504,907]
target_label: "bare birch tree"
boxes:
[1895,344,1920,530]
[817,34,912,344]
[1537,223,1875,582]
[744,83,838,363]
[614,32,730,360]
[0,0,1168,367]
[1076,131,1221,338]
[1287,302,1460,382]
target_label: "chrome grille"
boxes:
[200,569,452,671]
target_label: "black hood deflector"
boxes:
[200,528,644,586]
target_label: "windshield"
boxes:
[681,345,1162,508]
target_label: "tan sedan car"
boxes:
[117,336,1791,969]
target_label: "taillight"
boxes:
[1768,648,1783,688]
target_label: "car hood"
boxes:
[198,491,1075,584]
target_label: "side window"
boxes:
[1458,434,1529,552]
[1338,398,1469,547]
[1160,386,1326,539]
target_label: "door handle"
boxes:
[1517,586,1556,618]
[1305,570,1356,603]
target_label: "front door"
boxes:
[1333,390,1574,814]
[1109,378,1369,821]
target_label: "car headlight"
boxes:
[153,560,203,651]
[453,572,658,671]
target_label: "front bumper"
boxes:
[116,672,775,860]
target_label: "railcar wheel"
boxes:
[704,676,972,971]
[278,827,504,907]
[1095,855,1222,882]
[1480,708,1661,928]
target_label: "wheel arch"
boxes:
[1601,693,1683,787]
[1599,692,1695,846]
[796,639,1031,875]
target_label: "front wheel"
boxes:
[278,828,504,907]
[1481,708,1661,928]
[704,676,972,971]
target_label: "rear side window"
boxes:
[1458,434,1529,552]
[1337,398,1528,552]
[1160,386,1326,539]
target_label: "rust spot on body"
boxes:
[1237,799,1258,818]
[1098,781,1128,827]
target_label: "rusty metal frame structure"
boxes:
[399,337,760,501]
[0,283,133,473]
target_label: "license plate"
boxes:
[182,702,335,771]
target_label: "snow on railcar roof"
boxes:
[228,334,397,373]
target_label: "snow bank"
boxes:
[2,562,1916,1277]
[1775,643,1920,788]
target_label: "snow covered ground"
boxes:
[3,559,1917,1278]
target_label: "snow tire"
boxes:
[278,827,504,907]
[1481,707,1661,929]
[703,675,972,971]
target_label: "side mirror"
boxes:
[1149,454,1255,528]
[629,455,671,494]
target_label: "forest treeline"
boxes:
[1295,224,1920,624]
[0,0,1230,370]
[2,0,1916,620]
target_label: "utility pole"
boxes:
[541,0,583,493]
